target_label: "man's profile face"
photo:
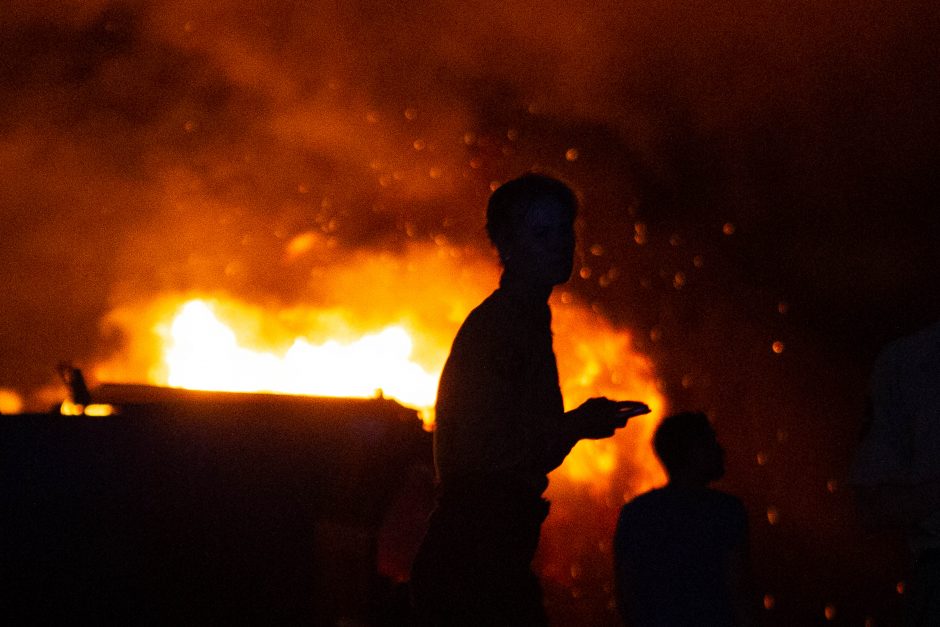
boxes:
[507,195,576,287]
[698,428,726,483]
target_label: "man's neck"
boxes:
[499,272,553,302]
[667,475,710,491]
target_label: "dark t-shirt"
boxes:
[614,486,747,627]
[411,281,565,625]
[433,281,566,495]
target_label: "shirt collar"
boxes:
[497,273,553,325]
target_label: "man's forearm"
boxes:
[541,412,582,473]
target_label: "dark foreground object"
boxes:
[0,385,432,625]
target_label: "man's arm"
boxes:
[542,398,650,474]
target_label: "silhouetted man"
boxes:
[410,173,650,626]
[614,411,754,627]
[851,320,940,626]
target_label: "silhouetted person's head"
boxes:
[653,411,726,487]
[486,173,577,287]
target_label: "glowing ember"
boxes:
[60,401,116,417]
[0,388,24,414]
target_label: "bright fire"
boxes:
[90,244,668,604]
[131,296,665,493]
[162,299,439,420]
[0,388,24,415]
[94,244,667,492]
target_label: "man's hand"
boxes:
[568,397,651,440]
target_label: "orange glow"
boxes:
[0,388,24,414]
[95,244,666,490]
[60,401,116,417]
[550,305,666,494]
[59,401,84,416]
[161,299,439,422]
[284,231,322,259]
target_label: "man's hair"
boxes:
[485,173,578,261]
[652,411,714,475]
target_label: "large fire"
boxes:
[88,243,667,617]
[162,299,439,416]
[93,244,666,493]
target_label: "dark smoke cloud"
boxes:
[3,1,938,395]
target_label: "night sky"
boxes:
[2,1,939,623]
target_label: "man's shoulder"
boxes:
[704,488,747,521]
[463,290,509,322]
[619,487,745,520]
[453,291,516,343]
[617,487,669,520]
[876,320,940,372]
[704,486,744,506]
[624,486,668,505]
[899,320,940,350]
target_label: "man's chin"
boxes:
[555,267,574,285]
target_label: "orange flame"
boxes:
[94,244,666,492]
[551,305,666,495]
[161,299,439,422]
[0,388,24,415]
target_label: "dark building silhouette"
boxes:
[0,384,433,625]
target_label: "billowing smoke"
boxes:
[3,0,938,397]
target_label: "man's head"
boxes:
[653,411,726,485]
[486,173,577,287]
